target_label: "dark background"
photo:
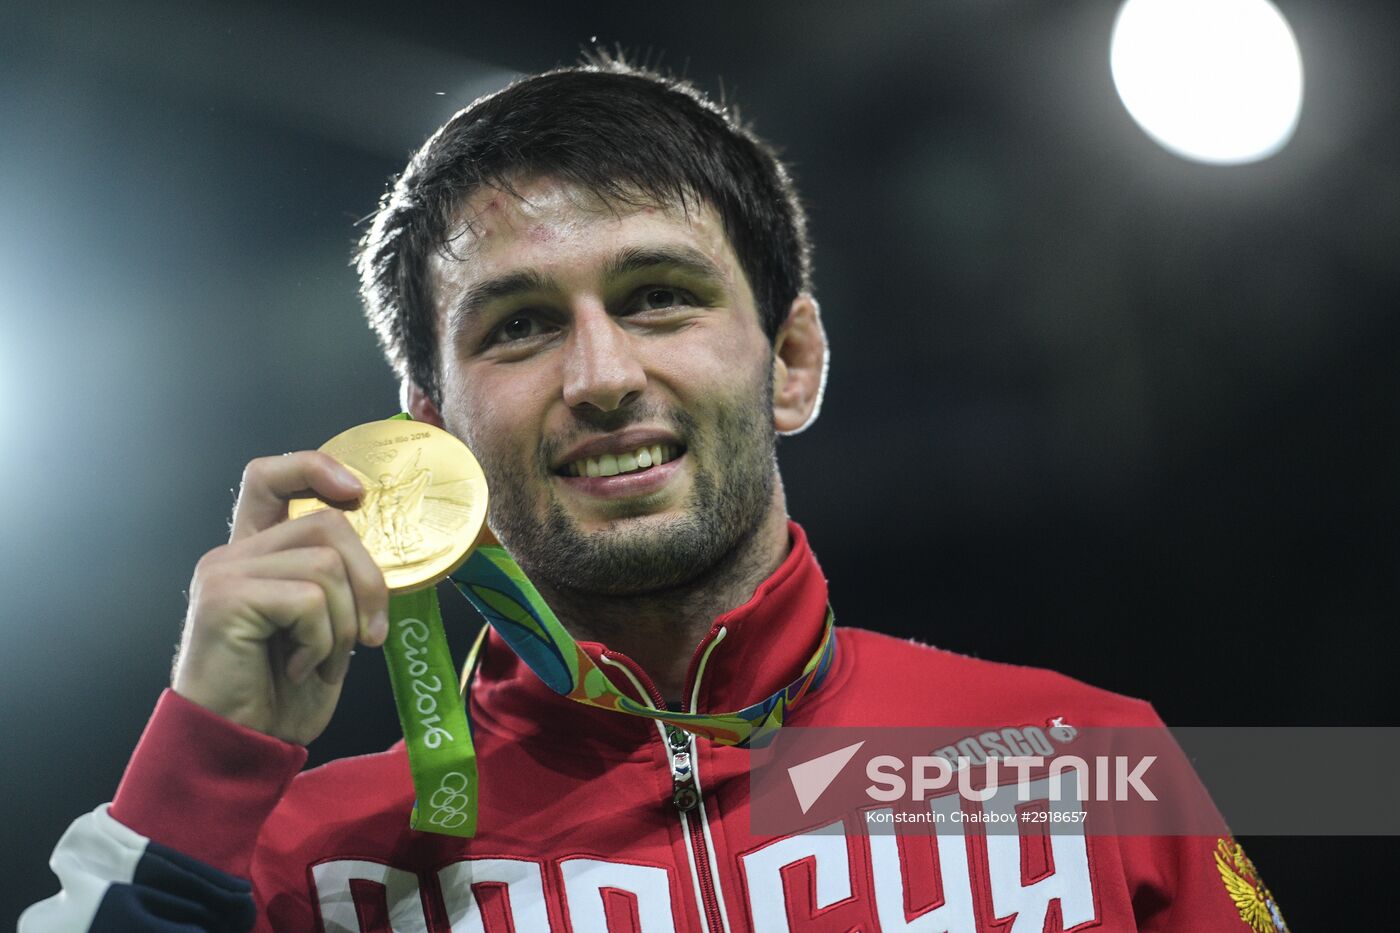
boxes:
[3,0,1395,927]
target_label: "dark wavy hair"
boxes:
[355,58,812,406]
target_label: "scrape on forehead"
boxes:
[441,175,705,256]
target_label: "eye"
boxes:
[633,286,698,313]
[644,288,681,309]
[488,313,552,346]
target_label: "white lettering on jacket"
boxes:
[311,859,429,933]
[311,792,1096,931]
[438,857,550,932]
[982,775,1097,930]
[867,794,977,931]
[559,858,678,932]
[313,856,677,932]
[740,824,854,932]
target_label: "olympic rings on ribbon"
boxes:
[426,771,471,828]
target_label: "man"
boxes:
[24,61,1283,931]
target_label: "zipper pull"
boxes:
[667,725,699,811]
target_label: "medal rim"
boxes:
[287,419,489,594]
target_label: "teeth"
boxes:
[566,444,680,478]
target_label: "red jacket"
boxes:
[25,524,1282,932]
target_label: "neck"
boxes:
[531,492,791,708]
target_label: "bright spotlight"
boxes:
[1110,0,1304,165]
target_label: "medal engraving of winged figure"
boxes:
[344,449,478,570]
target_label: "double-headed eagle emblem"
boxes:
[1214,837,1288,933]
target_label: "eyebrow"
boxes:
[447,244,729,332]
[453,269,553,324]
[603,245,728,284]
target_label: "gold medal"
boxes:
[288,420,489,593]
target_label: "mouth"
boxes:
[557,443,686,479]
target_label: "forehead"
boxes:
[428,175,744,296]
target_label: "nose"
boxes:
[561,304,646,412]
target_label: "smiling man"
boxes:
[24,62,1284,932]
[414,176,817,699]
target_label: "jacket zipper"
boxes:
[667,724,700,810]
[665,724,726,933]
[601,652,729,933]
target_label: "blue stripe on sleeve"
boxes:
[88,840,256,932]
[21,805,256,933]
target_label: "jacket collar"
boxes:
[466,521,832,753]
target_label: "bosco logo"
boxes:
[1048,716,1078,743]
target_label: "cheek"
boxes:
[445,361,571,481]
[439,368,541,467]
[657,319,767,381]
[653,348,771,442]
[668,328,770,402]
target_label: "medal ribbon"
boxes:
[378,418,839,837]
[448,547,837,747]
[386,552,836,838]
[383,587,481,836]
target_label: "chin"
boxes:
[575,507,690,538]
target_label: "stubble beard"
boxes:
[479,370,777,597]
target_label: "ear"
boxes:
[403,381,446,428]
[771,293,829,436]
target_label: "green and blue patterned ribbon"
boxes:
[449,546,836,748]
[379,420,838,837]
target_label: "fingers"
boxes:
[200,452,388,694]
[230,452,363,543]
[225,509,390,647]
[231,577,342,685]
[230,548,367,682]
[197,562,356,687]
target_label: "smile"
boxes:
[561,444,684,478]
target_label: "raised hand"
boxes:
[172,452,389,744]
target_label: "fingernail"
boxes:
[334,463,361,491]
[370,610,389,644]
